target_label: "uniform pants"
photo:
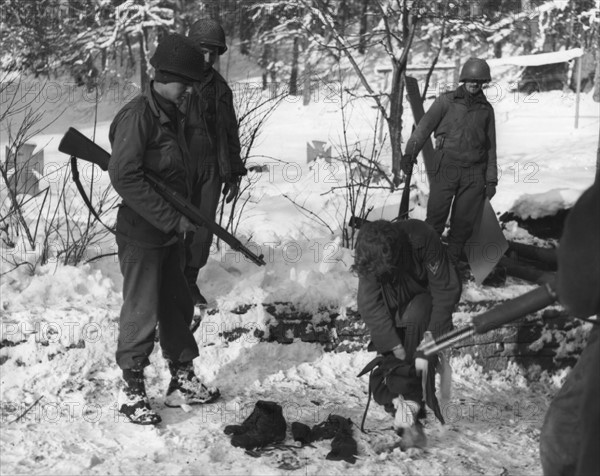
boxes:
[426,161,486,263]
[185,165,222,270]
[116,238,199,369]
[371,294,434,408]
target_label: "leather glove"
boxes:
[400,154,415,175]
[176,215,197,234]
[486,183,497,200]
[392,342,406,360]
[222,177,240,204]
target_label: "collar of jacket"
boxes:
[144,81,173,126]
[453,84,489,105]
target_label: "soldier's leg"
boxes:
[184,165,223,303]
[446,164,486,264]
[426,161,460,237]
[185,164,222,269]
[116,237,164,370]
[158,242,199,363]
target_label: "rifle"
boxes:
[58,127,266,267]
[420,280,558,356]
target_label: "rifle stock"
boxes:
[58,127,266,266]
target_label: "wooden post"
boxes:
[575,53,582,129]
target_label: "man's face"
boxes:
[160,81,192,104]
[464,80,484,94]
[197,44,219,70]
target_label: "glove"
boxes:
[400,154,415,175]
[222,177,240,204]
[485,183,497,200]
[392,343,406,360]
[176,215,197,234]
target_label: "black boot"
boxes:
[118,369,161,425]
[184,266,207,306]
[165,361,220,407]
[224,401,287,449]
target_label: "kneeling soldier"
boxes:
[353,219,461,446]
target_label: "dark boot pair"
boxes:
[291,414,358,464]
[118,363,220,425]
[224,401,287,449]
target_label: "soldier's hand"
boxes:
[392,343,406,360]
[222,178,239,204]
[415,357,429,374]
[400,154,415,175]
[486,183,497,200]
[176,215,197,234]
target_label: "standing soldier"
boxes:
[108,33,220,425]
[353,219,461,447]
[183,18,247,305]
[402,58,498,267]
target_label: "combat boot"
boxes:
[224,400,287,449]
[117,369,162,425]
[392,396,427,449]
[165,361,220,407]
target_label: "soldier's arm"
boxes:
[357,276,402,353]
[405,96,446,159]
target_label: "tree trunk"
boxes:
[388,63,405,183]
[303,45,312,106]
[139,29,149,89]
[125,33,135,70]
[239,4,252,55]
[337,0,349,35]
[289,36,299,96]
[593,45,600,102]
[358,0,369,54]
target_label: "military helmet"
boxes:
[459,58,491,82]
[149,33,204,82]
[188,19,227,55]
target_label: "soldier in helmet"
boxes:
[108,33,220,425]
[183,19,247,305]
[402,57,497,268]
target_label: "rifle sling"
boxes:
[70,156,117,235]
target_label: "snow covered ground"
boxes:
[0,71,598,475]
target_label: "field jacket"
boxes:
[183,69,247,181]
[357,220,461,353]
[405,85,498,185]
[108,83,192,245]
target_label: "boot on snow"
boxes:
[118,369,162,425]
[165,361,220,407]
[224,400,287,449]
[393,396,427,449]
